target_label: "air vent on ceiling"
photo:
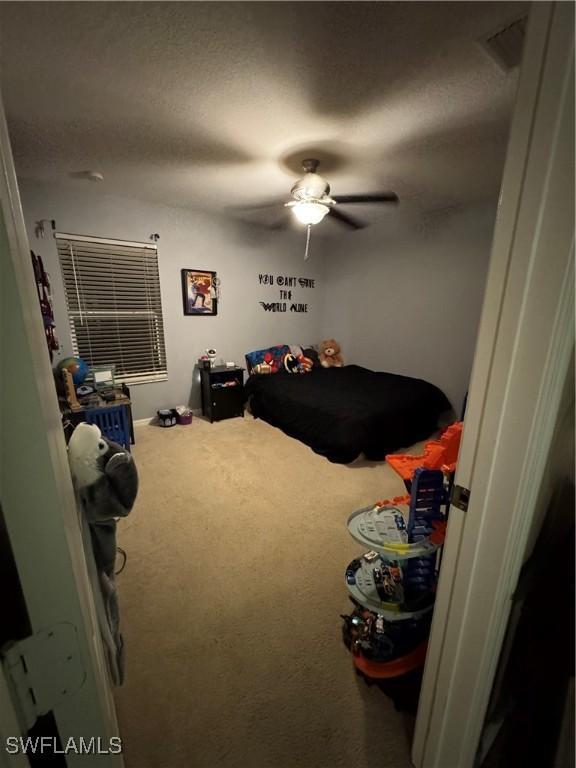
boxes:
[481,16,527,71]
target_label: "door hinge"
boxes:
[2,623,85,732]
[451,484,471,512]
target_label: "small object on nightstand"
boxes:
[225,361,236,368]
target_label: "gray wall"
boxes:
[20,180,325,418]
[20,179,496,422]
[321,203,497,412]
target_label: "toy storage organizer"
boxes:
[342,468,448,683]
[341,424,462,688]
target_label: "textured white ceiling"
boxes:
[1,1,526,226]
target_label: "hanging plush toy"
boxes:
[319,339,344,368]
[68,423,138,684]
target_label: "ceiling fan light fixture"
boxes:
[291,201,330,226]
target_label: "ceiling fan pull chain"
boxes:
[304,224,312,261]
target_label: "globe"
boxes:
[58,356,89,387]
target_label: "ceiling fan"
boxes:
[283,158,399,232]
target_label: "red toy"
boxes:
[386,422,463,482]
[353,640,428,679]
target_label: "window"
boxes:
[57,233,167,384]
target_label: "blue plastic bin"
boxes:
[85,405,131,451]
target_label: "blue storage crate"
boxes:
[85,405,131,451]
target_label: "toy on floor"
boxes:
[176,406,193,425]
[386,422,463,484]
[342,466,448,688]
[348,469,447,556]
[319,339,344,368]
[341,601,432,666]
[345,551,437,613]
[157,408,177,426]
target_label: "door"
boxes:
[0,92,123,764]
[413,3,574,766]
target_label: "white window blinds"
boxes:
[56,233,167,384]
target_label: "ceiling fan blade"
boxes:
[328,207,366,230]
[268,215,290,231]
[232,200,286,212]
[331,192,399,204]
[230,200,290,230]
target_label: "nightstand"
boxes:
[200,365,245,423]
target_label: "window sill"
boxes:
[117,374,168,386]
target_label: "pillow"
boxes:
[289,344,304,358]
[301,347,321,368]
[283,353,301,373]
[297,355,314,373]
[245,344,290,375]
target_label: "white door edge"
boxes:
[0,667,29,768]
[0,89,123,764]
[413,3,575,766]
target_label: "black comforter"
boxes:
[245,365,451,464]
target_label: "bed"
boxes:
[245,364,451,464]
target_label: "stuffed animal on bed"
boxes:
[319,339,344,368]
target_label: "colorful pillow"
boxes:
[245,344,290,375]
[283,352,314,374]
[283,353,300,373]
[289,344,304,358]
[301,347,321,368]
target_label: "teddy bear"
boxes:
[319,339,344,368]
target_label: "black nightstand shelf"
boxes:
[200,365,245,423]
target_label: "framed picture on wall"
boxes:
[181,269,218,316]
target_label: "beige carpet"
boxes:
[115,416,424,768]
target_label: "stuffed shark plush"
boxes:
[68,422,138,684]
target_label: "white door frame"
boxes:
[413,3,574,766]
[0,91,123,764]
[0,667,28,768]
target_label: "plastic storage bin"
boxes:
[157,409,178,427]
[85,405,131,451]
